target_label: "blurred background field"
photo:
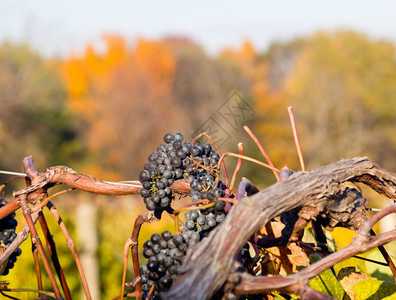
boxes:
[1,1,396,298]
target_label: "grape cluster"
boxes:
[189,174,225,202]
[140,200,227,298]
[138,133,221,216]
[183,200,227,237]
[138,133,229,298]
[0,199,21,275]
[140,231,187,295]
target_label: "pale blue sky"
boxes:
[1,0,395,57]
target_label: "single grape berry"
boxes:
[139,170,151,182]
[163,133,175,143]
[161,230,172,241]
[150,233,162,244]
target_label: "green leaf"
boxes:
[354,279,396,300]
[309,254,345,299]
[365,249,396,282]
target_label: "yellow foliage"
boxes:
[134,38,176,87]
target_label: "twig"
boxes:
[0,169,191,220]
[0,287,57,299]
[217,153,280,175]
[124,276,141,290]
[120,239,135,300]
[46,201,92,300]
[32,188,75,212]
[217,197,238,205]
[0,175,25,193]
[32,242,45,300]
[359,204,396,235]
[236,179,259,200]
[19,197,62,299]
[111,291,139,300]
[0,170,27,177]
[243,126,279,180]
[129,211,159,300]
[229,143,243,191]
[288,106,305,171]
[38,212,72,300]
[0,212,39,267]
[371,229,396,284]
[146,284,155,300]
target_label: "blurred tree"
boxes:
[248,31,396,175]
[90,38,187,176]
[0,42,83,172]
[166,37,245,131]
[284,31,396,170]
[63,36,188,177]
[219,42,300,184]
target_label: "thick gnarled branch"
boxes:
[0,157,191,219]
[165,157,396,299]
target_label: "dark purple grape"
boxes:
[172,140,182,151]
[163,170,172,179]
[157,264,166,276]
[203,143,212,155]
[184,220,195,230]
[151,233,162,244]
[213,188,225,198]
[172,234,183,246]
[190,146,201,157]
[214,200,225,211]
[157,189,166,198]
[171,157,181,168]
[164,187,172,195]
[161,230,172,241]
[142,181,151,190]
[143,240,153,249]
[163,256,174,267]
[155,157,164,165]
[155,180,166,190]
[139,170,151,182]
[174,133,184,142]
[190,210,199,221]
[145,200,156,211]
[147,259,158,272]
[152,244,161,254]
[176,149,187,159]
[163,133,175,143]
[143,248,154,258]
[140,188,150,198]
[142,283,151,292]
[160,197,170,208]
[148,152,159,162]
[159,275,172,290]
[174,168,183,179]
[152,195,161,204]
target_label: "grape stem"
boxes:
[191,132,230,187]
[217,153,280,175]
